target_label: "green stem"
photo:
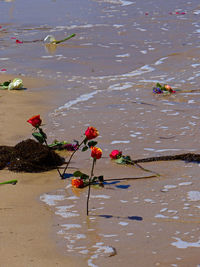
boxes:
[135,162,160,177]
[61,138,86,179]
[55,33,76,44]
[125,158,160,177]
[0,179,18,185]
[38,127,62,178]
[87,158,96,216]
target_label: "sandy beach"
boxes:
[0,75,82,266]
[1,0,200,266]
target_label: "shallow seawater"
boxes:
[40,162,200,266]
[1,0,200,266]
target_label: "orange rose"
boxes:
[91,146,102,160]
[27,115,42,128]
[85,126,99,140]
[109,150,122,159]
[71,178,84,188]
[164,84,173,92]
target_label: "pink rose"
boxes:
[109,150,122,159]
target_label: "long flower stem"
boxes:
[87,158,95,216]
[125,158,160,177]
[39,127,63,178]
[0,179,18,185]
[55,33,76,44]
[61,139,86,179]
[134,162,160,177]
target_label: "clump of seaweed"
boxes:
[0,139,65,172]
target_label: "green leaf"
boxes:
[39,128,47,139]
[82,146,88,152]
[73,171,89,180]
[73,171,84,177]
[123,155,132,163]
[92,176,98,182]
[156,82,162,88]
[0,80,11,90]
[3,80,11,86]
[88,141,98,147]
[114,157,126,164]
[32,132,45,144]
[98,175,104,182]
[81,174,89,180]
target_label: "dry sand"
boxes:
[0,75,82,267]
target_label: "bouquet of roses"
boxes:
[153,83,176,95]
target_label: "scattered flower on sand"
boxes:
[153,82,176,95]
[109,149,160,176]
[8,78,23,90]
[71,178,84,188]
[109,150,122,159]
[16,39,23,44]
[0,78,23,90]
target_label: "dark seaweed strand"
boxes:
[133,153,200,164]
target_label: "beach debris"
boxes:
[0,179,18,185]
[61,126,99,178]
[109,150,160,176]
[0,139,64,173]
[44,33,76,44]
[11,37,23,43]
[48,140,79,151]
[153,82,176,95]
[16,39,23,44]
[0,78,24,90]
[106,246,117,257]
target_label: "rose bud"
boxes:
[164,84,173,92]
[71,178,84,188]
[91,146,102,160]
[85,126,99,140]
[27,115,42,128]
[109,150,122,159]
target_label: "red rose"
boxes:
[16,39,23,44]
[91,146,102,160]
[27,115,42,128]
[71,178,84,188]
[85,126,99,140]
[109,150,122,159]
